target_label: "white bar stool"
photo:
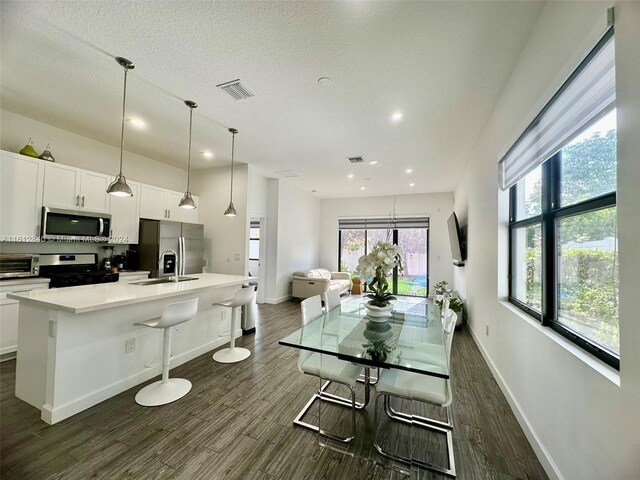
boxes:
[133,297,199,406]
[212,286,255,363]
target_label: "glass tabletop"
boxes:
[279,299,448,378]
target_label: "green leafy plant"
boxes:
[362,339,393,362]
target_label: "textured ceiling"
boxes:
[0,1,543,198]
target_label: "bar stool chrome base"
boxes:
[212,346,251,363]
[135,378,192,406]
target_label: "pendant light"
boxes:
[179,100,197,209]
[223,128,238,217]
[107,57,135,197]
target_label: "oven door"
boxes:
[0,254,39,278]
[41,208,111,242]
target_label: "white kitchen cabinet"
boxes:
[140,185,199,223]
[0,151,44,240]
[80,170,111,213]
[43,163,109,213]
[139,184,167,220]
[165,190,184,221]
[109,181,140,244]
[42,162,81,210]
[0,280,50,357]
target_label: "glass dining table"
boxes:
[279,298,451,474]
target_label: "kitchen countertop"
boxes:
[0,277,51,288]
[8,273,254,314]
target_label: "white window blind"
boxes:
[338,217,429,230]
[499,29,615,190]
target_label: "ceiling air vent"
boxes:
[274,170,299,178]
[348,156,364,164]
[217,79,254,100]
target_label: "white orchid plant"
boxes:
[356,241,404,307]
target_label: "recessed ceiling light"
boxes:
[348,174,354,179]
[368,160,378,165]
[126,117,146,129]
[409,183,415,187]
[360,187,366,191]
[202,151,214,159]
[406,169,413,174]
[318,77,333,87]
[391,112,403,123]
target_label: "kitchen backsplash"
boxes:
[0,242,129,259]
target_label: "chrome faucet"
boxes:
[159,249,180,283]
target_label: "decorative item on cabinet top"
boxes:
[19,138,39,158]
[39,144,55,162]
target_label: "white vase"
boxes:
[365,302,394,321]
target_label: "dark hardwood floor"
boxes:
[0,300,548,480]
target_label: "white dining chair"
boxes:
[373,310,458,477]
[212,287,255,363]
[323,288,342,312]
[295,295,364,443]
[133,298,199,406]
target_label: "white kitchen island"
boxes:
[8,273,253,424]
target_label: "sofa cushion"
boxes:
[316,269,332,279]
[332,279,351,291]
[293,270,321,278]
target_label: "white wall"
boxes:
[263,179,320,303]
[1,110,187,191]
[192,165,249,276]
[319,193,455,292]
[453,2,640,479]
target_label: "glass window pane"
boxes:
[560,109,616,207]
[250,227,260,239]
[557,206,618,354]
[511,223,542,312]
[366,229,389,250]
[249,239,259,260]
[514,165,542,221]
[397,228,428,297]
[339,229,364,273]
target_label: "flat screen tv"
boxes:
[447,212,466,267]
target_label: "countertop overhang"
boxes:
[7,273,254,314]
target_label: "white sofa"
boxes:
[292,269,351,300]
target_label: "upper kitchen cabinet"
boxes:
[0,151,45,240]
[42,163,110,213]
[139,184,166,220]
[109,180,141,244]
[140,184,199,223]
[80,171,111,213]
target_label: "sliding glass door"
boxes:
[338,218,429,297]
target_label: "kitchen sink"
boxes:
[131,276,198,286]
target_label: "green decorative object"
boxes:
[19,138,39,158]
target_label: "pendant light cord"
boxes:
[187,106,193,192]
[119,65,128,176]
[230,131,235,202]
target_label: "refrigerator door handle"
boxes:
[180,236,185,276]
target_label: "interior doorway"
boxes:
[249,218,266,303]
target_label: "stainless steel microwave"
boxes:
[41,207,111,242]
[0,254,40,278]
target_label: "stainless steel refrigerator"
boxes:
[137,220,204,278]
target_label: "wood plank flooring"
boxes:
[0,300,548,480]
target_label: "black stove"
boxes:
[39,254,119,288]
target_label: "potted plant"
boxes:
[351,273,362,295]
[362,339,393,363]
[356,241,404,320]
[433,280,464,327]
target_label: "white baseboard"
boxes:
[264,295,292,304]
[39,332,238,425]
[467,325,564,480]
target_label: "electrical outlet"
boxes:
[48,321,56,338]
[234,253,240,261]
[125,338,136,354]
[485,325,489,336]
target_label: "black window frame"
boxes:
[338,226,430,298]
[508,149,619,370]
